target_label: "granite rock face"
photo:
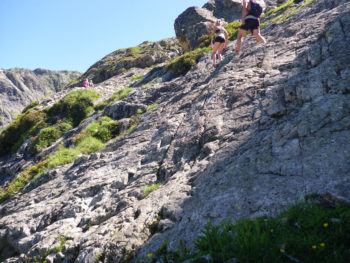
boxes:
[0,0,350,262]
[0,68,80,129]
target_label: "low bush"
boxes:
[0,110,46,156]
[47,89,100,127]
[28,121,73,153]
[73,116,118,145]
[165,47,211,76]
[150,197,350,263]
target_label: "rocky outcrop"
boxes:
[174,7,218,51]
[0,0,350,262]
[67,38,182,88]
[174,0,243,51]
[0,68,80,129]
[203,0,242,22]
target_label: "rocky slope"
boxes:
[0,68,80,129]
[0,0,350,262]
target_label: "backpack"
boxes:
[249,0,263,17]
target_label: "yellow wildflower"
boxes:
[237,207,241,210]
[323,223,328,228]
[280,249,285,253]
[270,229,274,233]
[147,253,153,258]
[235,203,239,206]
[312,245,317,249]
[320,243,325,247]
[264,219,268,222]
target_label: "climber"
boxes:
[83,79,89,88]
[211,20,229,66]
[235,0,266,53]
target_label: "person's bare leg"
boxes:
[236,29,247,53]
[253,28,266,44]
[212,42,221,65]
[217,44,225,61]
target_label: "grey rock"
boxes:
[1,0,350,262]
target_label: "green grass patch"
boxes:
[28,121,73,153]
[143,183,162,198]
[73,116,119,144]
[0,109,46,156]
[130,75,144,81]
[225,21,242,41]
[146,103,159,111]
[165,47,211,76]
[156,198,350,263]
[95,87,132,111]
[47,89,100,127]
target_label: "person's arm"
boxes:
[224,29,229,48]
[241,0,249,24]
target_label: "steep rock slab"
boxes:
[0,0,350,261]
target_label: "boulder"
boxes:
[174,7,217,51]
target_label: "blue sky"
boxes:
[0,0,207,73]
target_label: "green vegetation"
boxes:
[165,47,211,76]
[146,103,159,111]
[143,183,162,198]
[225,21,242,41]
[95,87,133,111]
[131,75,145,81]
[261,0,315,26]
[144,196,350,263]
[73,116,119,144]
[29,234,67,262]
[0,112,136,204]
[28,122,73,153]
[0,89,99,157]
[47,89,100,127]
[22,100,39,113]
[0,109,46,156]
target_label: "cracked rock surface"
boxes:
[1,0,350,261]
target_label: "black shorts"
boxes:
[215,36,225,43]
[240,18,260,33]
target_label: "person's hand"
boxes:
[211,43,214,48]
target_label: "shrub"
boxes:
[165,47,211,76]
[176,200,350,263]
[28,121,73,153]
[22,100,39,113]
[47,89,100,127]
[225,21,242,41]
[0,110,46,156]
[74,116,119,144]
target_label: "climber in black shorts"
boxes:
[235,0,266,53]
[211,20,229,66]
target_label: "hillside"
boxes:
[0,0,350,262]
[0,68,81,129]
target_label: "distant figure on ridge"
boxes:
[83,79,89,88]
[88,79,94,87]
[235,0,266,53]
[211,20,229,66]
